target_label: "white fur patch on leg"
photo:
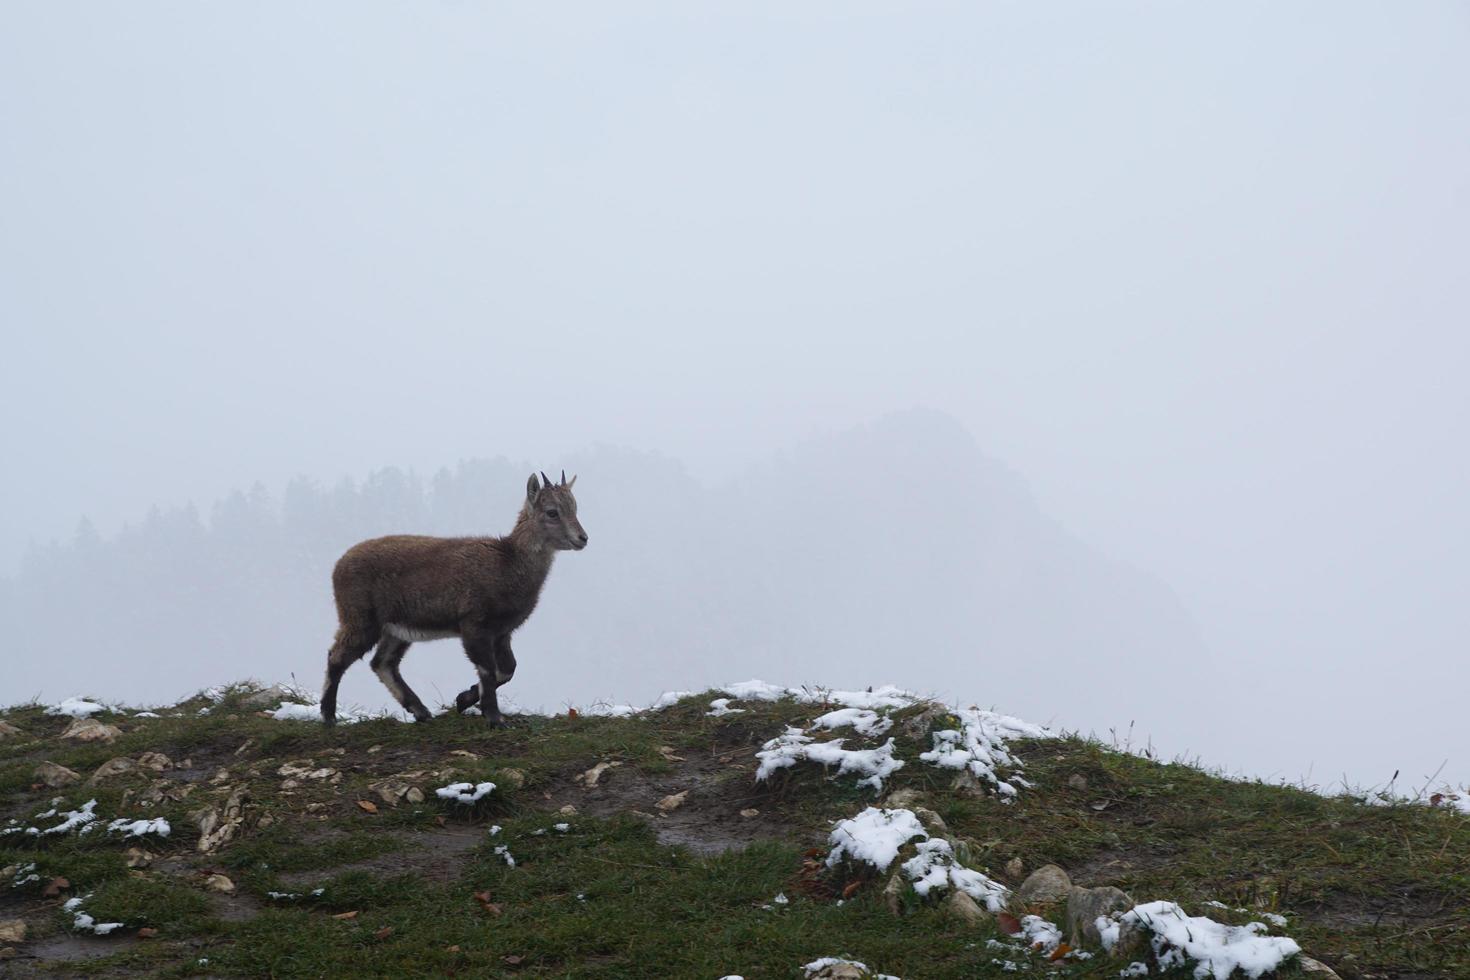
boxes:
[373,660,409,706]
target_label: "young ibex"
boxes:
[320,471,587,727]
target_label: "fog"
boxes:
[2,3,1466,791]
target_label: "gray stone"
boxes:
[61,717,122,743]
[913,807,949,836]
[1004,857,1025,880]
[1067,773,1088,792]
[1298,956,1343,978]
[947,889,991,926]
[1014,864,1072,907]
[0,720,23,738]
[34,761,80,788]
[883,788,923,809]
[0,920,25,944]
[136,752,173,772]
[89,757,137,783]
[1065,885,1134,947]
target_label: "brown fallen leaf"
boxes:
[657,745,685,762]
[739,808,760,818]
[1049,943,1072,961]
[374,926,394,940]
[445,945,461,953]
[331,910,359,920]
[137,927,158,939]
[997,911,1022,936]
[356,800,379,814]
[433,815,447,828]
[503,954,524,965]
[482,902,504,916]
[655,790,689,813]
[841,880,863,899]
[41,876,70,898]
[473,890,492,904]
[566,708,579,719]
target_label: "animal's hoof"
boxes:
[484,713,509,729]
[454,687,481,714]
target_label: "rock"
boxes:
[89,758,137,783]
[1014,864,1072,907]
[739,808,760,818]
[1067,773,1088,792]
[35,761,80,788]
[947,889,991,926]
[950,770,988,798]
[883,869,905,915]
[1065,885,1133,946]
[123,847,154,869]
[0,720,22,738]
[558,804,578,816]
[496,768,526,789]
[241,685,293,707]
[655,791,689,813]
[807,960,868,979]
[884,788,923,809]
[0,920,25,943]
[137,752,173,772]
[196,786,249,853]
[0,947,14,960]
[277,761,336,780]
[1298,956,1343,978]
[203,873,235,894]
[61,717,122,743]
[576,761,622,788]
[900,701,952,739]
[1004,857,1025,880]
[913,807,949,836]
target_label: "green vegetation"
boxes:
[0,684,1464,977]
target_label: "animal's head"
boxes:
[525,471,588,551]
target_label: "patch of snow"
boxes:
[1104,901,1301,979]
[107,817,171,838]
[918,707,1050,799]
[1119,964,1150,977]
[773,892,789,905]
[582,702,638,718]
[488,824,502,836]
[435,782,496,804]
[1016,915,1064,953]
[900,838,1010,912]
[757,729,905,792]
[706,698,745,717]
[132,711,161,719]
[39,799,99,836]
[650,691,693,710]
[811,707,894,738]
[553,822,570,833]
[1261,912,1287,927]
[826,807,929,871]
[63,894,124,935]
[45,697,107,718]
[493,844,516,867]
[804,958,868,976]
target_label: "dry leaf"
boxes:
[655,790,689,813]
[1049,943,1072,961]
[331,910,359,921]
[482,902,504,916]
[356,800,378,814]
[374,926,394,940]
[657,746,685,762]
[841,880,863,899]
[473,890,492,904]
[566,708,579,718]
[445,945,461,953]
[739,808,759,818]
[433,815,447,827]
[997,911,1022,936]
[41,876,70,898]
[137,927,158,939]
[503,954,524,965]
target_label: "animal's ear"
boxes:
[526,473,541,501]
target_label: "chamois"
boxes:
[320,471,587,727]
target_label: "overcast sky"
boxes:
[2,2,1466,789]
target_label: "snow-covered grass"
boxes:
[63,894,124,935]
[435,781,496,804]
[43,697,108,718]
[826,806,1011,912]
[757,728,906,793]
[1101,901,1301,979]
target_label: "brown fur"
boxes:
[320,473,587,726]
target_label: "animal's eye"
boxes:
[545,509,559,519]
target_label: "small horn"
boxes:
[560,469,567,486]
[540,471,551,488]
[567,473,577,489]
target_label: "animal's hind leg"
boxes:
[371,635,432,723]
[455,636,516,717]
[322,624,378,726]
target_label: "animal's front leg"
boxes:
[460,627,508,728]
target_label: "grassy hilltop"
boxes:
[0,683,1465,978]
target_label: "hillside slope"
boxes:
[0,683,1464,978]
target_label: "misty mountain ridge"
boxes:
[2,410,1207,765]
